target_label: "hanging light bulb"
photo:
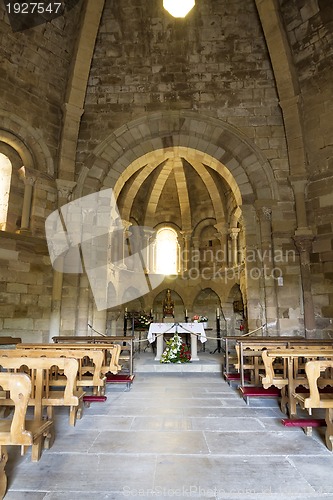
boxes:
[163,0,195,18]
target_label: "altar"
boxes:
[147,322,207,361]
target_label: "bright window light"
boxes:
[155,227,178,275]
[0,153,12,230]
[163,0,195,18]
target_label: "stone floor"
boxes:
[4,352,333,499]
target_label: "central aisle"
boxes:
[5,372,333,499]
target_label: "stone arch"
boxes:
[75,111,280,204]
[0,110,54,176]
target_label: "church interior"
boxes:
[0,0,333,497]
[1,0,333,344]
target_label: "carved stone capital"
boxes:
[18,166,38,186]
[56,179,76,201]
[293,235,314,254]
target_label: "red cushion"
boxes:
[281,418,326,427]
[83,395,107,402]
[239,386,280,397]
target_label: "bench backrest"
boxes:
[7,348,105,388]
[305,360,333,408]
[0,371,32,446]
[0,356,79,414]
[18,343,121,373]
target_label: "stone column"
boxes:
[293,235,316,337]
[256,205,279,335]
[76,275,90,336]
[229,228,240,266]
[18,167,37,233]
[142,228,154,273]
[180,230,192,273]
[214,222,228,267]
[191,237,200,272]
[119,220,132,269]
[107,309,121,336]
[49,180,77,339]
[289,176,310,232]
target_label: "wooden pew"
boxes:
[18,343,122,383]
[0,337,21,346]
[0,356,83,430]
[293,360,333,451]
[261,346,333,417]
[235,336,312,387]
[52,335,133,375]
[223,335,304,386]
[0,371,53,497]
[12,347,106,396]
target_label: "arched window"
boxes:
[155,227,179,275]
[0,153,12,230]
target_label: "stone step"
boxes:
[133,352,222,373]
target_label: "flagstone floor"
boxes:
[4,366,333,499]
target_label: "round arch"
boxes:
[75,110,280,204]
[0,109,54,176]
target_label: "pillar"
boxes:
[180,230,192,273]
[256,205,279,335]
[18,167,37,233]
[293,235,316,337]
[49,180,76,339]
[229,228,240,267]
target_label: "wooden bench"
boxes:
[18,343,122,387]
[12,347,106,396]
[52,335,134,375]
[261,346,333,417]
[0,371,53,497]
[0,356,83,429]
[0,337,21,346]
[235,336,310,387]
[223,336,305,387]
[292,360,333,450]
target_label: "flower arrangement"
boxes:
[160,333,191,363]
[134,313,152,329]
[192,315,208,323]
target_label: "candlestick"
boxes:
[216,307,220,318]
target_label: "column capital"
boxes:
[288,175,308,193]
[18,166,38,186]
[56,179,77,202]
[180,230,192,241]
[229,228,240,239]
[62,102,85,120]
[293,234,314,254]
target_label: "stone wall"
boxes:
[0,2,82,167]
[0,233,52,341]
[280,0,333,327]
[77,0,287,178]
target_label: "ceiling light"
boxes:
[163,0,195,18]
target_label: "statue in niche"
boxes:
[162,288,174,317]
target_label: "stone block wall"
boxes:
[0,2,82,167]
[0,233,52,341]
[77,0,288,180]
[280,0,333,326]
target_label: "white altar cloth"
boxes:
[148,322,207,361]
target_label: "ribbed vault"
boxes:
[116,151,233,231]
